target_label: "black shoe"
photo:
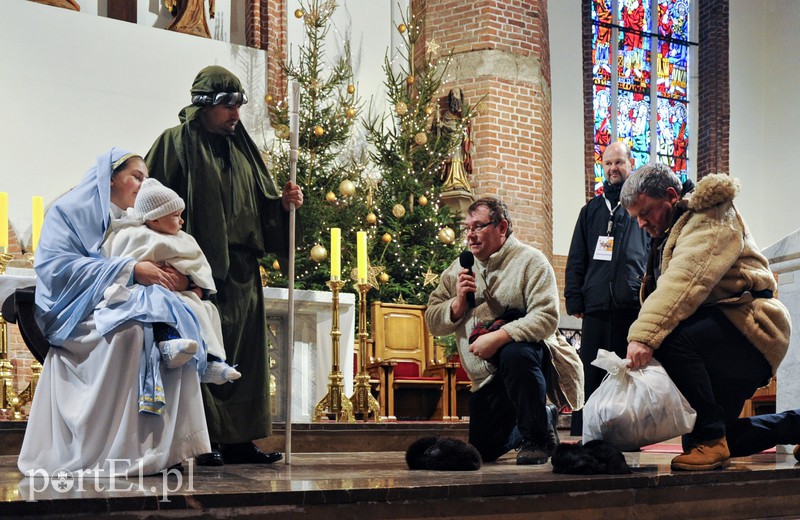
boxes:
[516,440,549,465]
[195,444,225,466]
[545,403,560,455]
[220,442,283,464]
[166,462,184,473]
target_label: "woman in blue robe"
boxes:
[18,148,210,477]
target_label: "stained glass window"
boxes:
[591,0,693,193]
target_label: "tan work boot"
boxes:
[671,437,730,471]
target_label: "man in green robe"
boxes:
[146,65,303,465]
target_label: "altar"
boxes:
[263,287,356,423]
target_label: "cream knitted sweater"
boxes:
[425,235,560,389]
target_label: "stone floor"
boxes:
[2,432,800,519]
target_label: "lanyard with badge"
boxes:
[593,195,618,261]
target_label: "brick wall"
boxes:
[417,0,554,258]
[697,0,729,179]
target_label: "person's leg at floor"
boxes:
[727,411,800,457]
[571,312,610,436]
[655,308,768,469]
[497,341,550,464]
[468,376,519,462]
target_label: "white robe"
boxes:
[18,318,210,477]
[102,223,225,360]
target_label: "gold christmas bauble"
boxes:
[314,125,325,137]
[366,212,377,224]
[398,23,407,33]
[438,227,456,244]
[264,94,273,105]
[395,101,408,116]
[272,259,281,270]
[294,8,304,18]
[310,244,328,263]
[325,191,337,203]
[379,272,390,283]
[382,233,393,244]
[274,124,290,140]
[339,179,356,197]
[345,106,356,119]
[347,84,355,95]
[392,204,406,218]
[424,104,435,115]
[406,75,415,85]
[414,132,428,145]
[418,195,428,206]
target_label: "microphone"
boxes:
[459,250,476,308]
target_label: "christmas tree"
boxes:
[265,0,367,292]
[362,10,476,304]
[265,2,476,306]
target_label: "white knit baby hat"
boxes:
[135,178,185,221]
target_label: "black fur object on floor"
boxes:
[551,440,632,475]
[406,436,482,471]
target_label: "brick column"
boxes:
[266,0,287,103]
[581,1,596,202]
[697,0,729,179]
[417,0,553,258]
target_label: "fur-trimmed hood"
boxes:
[684,173,740,212]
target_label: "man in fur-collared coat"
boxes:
[621,163,796,471]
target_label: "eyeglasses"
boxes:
[191,91,249,107]
[461,221,497,234]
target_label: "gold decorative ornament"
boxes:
[395,101,408,116]
[294,8,304,18]
[314,125,325,137]
[264,94,273,105]
[418,195,428,206]
[424,104,435,115]
[339,179,356,197]
[310,244,328,263]
[272,259,281,270]
[423,267,440,287]
[398,23,407,33]
[382,233,392,244]
[425,39,441,57]
[438,227,455,244]
[325,191,337,203]
[347,84,355,95]
[379,272,390,283]
[274,124,290,140]
[366,212,377,224]
[392,204,406,218]
[414,132,428,145]
[406,75,415,85]
[345,106,356,119]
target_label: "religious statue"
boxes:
[439,88,473,194]
[165,0,215,39]
[29,0,80,10]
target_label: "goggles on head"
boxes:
[192,91,248,107]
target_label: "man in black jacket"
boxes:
[564,141,649,436]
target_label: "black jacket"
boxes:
[564,181,650,315]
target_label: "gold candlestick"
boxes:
[313,279,355,422]
[350,282,381,422]
[0,246,12,275]
[0,311,41,421]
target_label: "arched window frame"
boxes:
[590,0,698,193]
